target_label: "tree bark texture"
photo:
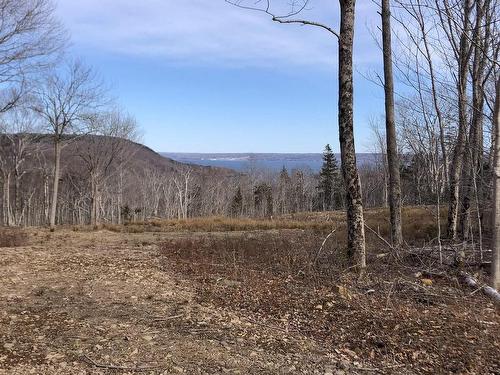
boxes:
[339,0,366,268]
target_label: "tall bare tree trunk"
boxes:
[459,0,490,239]
[14,166,21,226]
[381,0,403,247]
[90,173,99,228]
[415,2,449,189]
[339,0,366,269]
[491,77,500,290]
[49,138,61,231]
[117,165,123,225]
[446,0,471,240]
[4,172,12,226]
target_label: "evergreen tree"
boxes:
[318,144,340,210]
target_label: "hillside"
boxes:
[0,134,238,226]
[0,134,232,176]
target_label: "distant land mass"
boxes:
[161,153,380,172]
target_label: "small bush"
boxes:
[0,228,28,247]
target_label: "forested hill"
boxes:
[0,133,237,226]
[0,133,233,177]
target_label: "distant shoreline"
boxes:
[161,152,380,172]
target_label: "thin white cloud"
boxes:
[56,0,381,68]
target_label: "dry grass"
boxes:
[1,221,497,374]
[0,228,28,247]
[140,216,338,232]
[73,206,446,246]
[157,220,499,375]
[160,228,500,374]
[159,231,350,283]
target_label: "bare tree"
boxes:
[33,61,106,231]
[393,0,451,189]
[392,0,494,241]
[0,106,40,226]
[459,0,498,239]
[369,117,389,207]
[227,0,366,269]
[381,0,403,247]
[78,110,139,227]
[0,0,66,112]
[491,77,500,289]
[173,166,193,219]
[437,0,474,240]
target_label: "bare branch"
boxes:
[225,0,339,38]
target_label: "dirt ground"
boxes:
[0,228,498,374]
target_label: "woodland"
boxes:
[0,1,499,374]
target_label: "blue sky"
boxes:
[56,0,385,153]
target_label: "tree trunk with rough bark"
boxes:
[339,0,366,269]
[381,0,403,247]
[491,77,500,290]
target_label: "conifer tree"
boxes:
[318,144,340,210]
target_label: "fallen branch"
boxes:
[153,313,184,322]
[312,227,337,265]
[459,271,500,304]
[81,355,156,371]
[364,224,395,251]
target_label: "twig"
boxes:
[313,227,337,265]
[152,313,184,322]
[364,224,395,251]
[81,355,157,371]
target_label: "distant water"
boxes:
[161,153,379,172]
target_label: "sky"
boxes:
[55,0,385,153]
